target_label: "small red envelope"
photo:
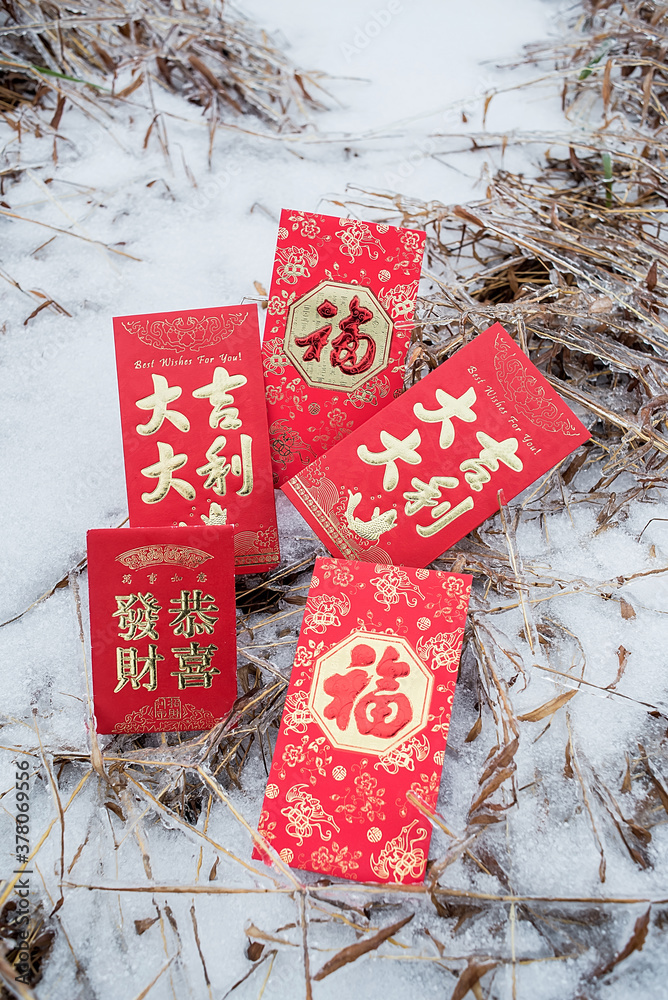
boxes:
[283,323,590,566]
[262,209,425,486]
[87,526,237,734]
[114,304,279,574]
[253,557,471,884]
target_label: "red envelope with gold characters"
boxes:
[262,209,425,486]
[253,557,471,884]
[283,323,590,567]
[87,526,237,734]
[114,304,279,574]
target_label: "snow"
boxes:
[1,1,668,998]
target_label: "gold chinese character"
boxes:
[416,496,474,537]
[136,374,190,435]
[115,645,164,693]
[122,574,132,584]
[148,573,158,584]
[197,573,207,582]
[113,593,161,640]
[169,590,219,637]
[413,387,477,449]
[460,432,523,490]
[403,475,459,516]
[171,574,183,582]
[141,442,196,504]
[193,367,247,429]
[196,434,254,497]
[357,429,422,491]
[196,435,231,494]
[233,434,254,497]
[170,641,220,689]
[154,696,181,720]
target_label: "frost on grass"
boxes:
[2,2,668,999]
[0,0,325,171]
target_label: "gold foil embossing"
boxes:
[115,645,164,693]
[309,630,433,755]
[141,442,196,504]
[357,429,422,491]
[192,367,248,429]
[284,280,392,392]
[113,593,161,640]
[136,374,190,435]
[115,545,213,570]
[170,642,220,689]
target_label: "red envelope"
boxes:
[283,324,590,567]
[262,209,425,486]
[87,526,237,734]
[253,557,471,884]
[114,304,279,574]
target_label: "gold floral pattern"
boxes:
[310,841,362,876]
[277,735,332,785]
[303,593,351,634]
[417,629,466,673]
[112,699,217,734]
[281,784,340,846]
[375,734,431,775]
[123,312,243,353]
[336,219,384,262]
[493,330,580,434]
[397,770,440,818]
[370,819,428,883]
[332,769,386,825]
[344,373,391,409]
[257,809,277,844]
[282,691,314,733]
[379,279,420,320]
[275,244,319,285]
[269,419,315,471]
[425,575,474,622]
[371,566,426,611]
[262,337,290,375]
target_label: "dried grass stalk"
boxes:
[0,0,325,182]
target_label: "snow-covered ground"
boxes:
[2,1,668,998]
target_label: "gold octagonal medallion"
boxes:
[309,630,433,755]
[284,281,392,392]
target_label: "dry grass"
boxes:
[0,0,325,186]
[3,1,668,998]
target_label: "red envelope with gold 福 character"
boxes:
[87,526,237,734]
[282,324,590,567]
[262,209,425,486]
[253,558,471,884]
[114,304,279,574]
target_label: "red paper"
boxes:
[283,324,590,567]
[114,304,279,574]
[87,526,237,734]
[262,209,425,486]
[253,557,471,884]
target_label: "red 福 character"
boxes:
[295,300,338,362]
[330,295,376,376]
[354,645,413,739]
[323,643,375,730]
